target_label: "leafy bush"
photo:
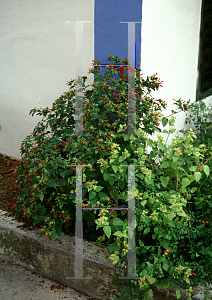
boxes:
[13,54,172,241]
[13,55,212,299]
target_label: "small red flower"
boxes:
[131,283,135,289]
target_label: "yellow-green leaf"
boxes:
[156,278,170,289]
[103,226,111,239]
[202,165,210,177]
[176,289,181,299]
[148,289,153,297]
[194,172,201,182]
[112,165,118,173]
[189,166,197,172]
[160,176,170,188]
[181,177,191,187]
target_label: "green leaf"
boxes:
[159,239,170,250]
[96,186,104,192]
[156,278,170,289]
[144,291,149,300]
[162,129,169,134]
[189,166,197,172]
[119,156,125,162]
[202,165,210,177]
[181,177,191,187]
[89,191,96,200]
[112,165,118,173]
[139,240,144,247]
[109,189,119,201]
[103,173,110,181]
[163,262,169,271]
[190,187,197,193]
[33,218,41,227]
[158,143,165,151]
[148,289,153,297]
[107,242,120,252]
[103,226,111,239]
[39,193,44,201]
[55,222,62,237]
[119,180,125,191]
[136,173,144,179]
[176,290,181,299]
[52,231,57,241]
[142,269,147,276]
[124,135,130,141]
[194,172,201,182]
[172,156,178,163]
[160,161,170,168]
[99,192,109,200]
[138,148,144,156]
[121,209,127,216]
[168,220,176,227]
[162,117,168,127]
[198,224,205,229]
[113,218,124,226]
[113,230,124,237]
[108,174,117,186]
[143,192,149,199]
[144,227,150,235]
[140,200,147,206]
[160,176,170,188]
[138,225,143,231]
[154,227,158,234]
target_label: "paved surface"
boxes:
[0,254,98,300]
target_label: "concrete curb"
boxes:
[0,211,128,300]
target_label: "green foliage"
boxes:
[13,54,212,299]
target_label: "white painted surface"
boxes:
[0,0,211,159]
[140,0,212,155]
[0,0,94,158]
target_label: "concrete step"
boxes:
[0,209,211,300]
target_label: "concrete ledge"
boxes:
[0,210,127,300]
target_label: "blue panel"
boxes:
[94,0,142,81]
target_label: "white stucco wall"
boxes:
[0,0,210,160]
[141,0,212,157]
[0,0,94,159]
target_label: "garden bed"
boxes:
[0,152,212,299]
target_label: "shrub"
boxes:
[178,100,212,254]
[12,55,212,299]
[13,54,173,241]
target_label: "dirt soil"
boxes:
[0,153,107,246]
